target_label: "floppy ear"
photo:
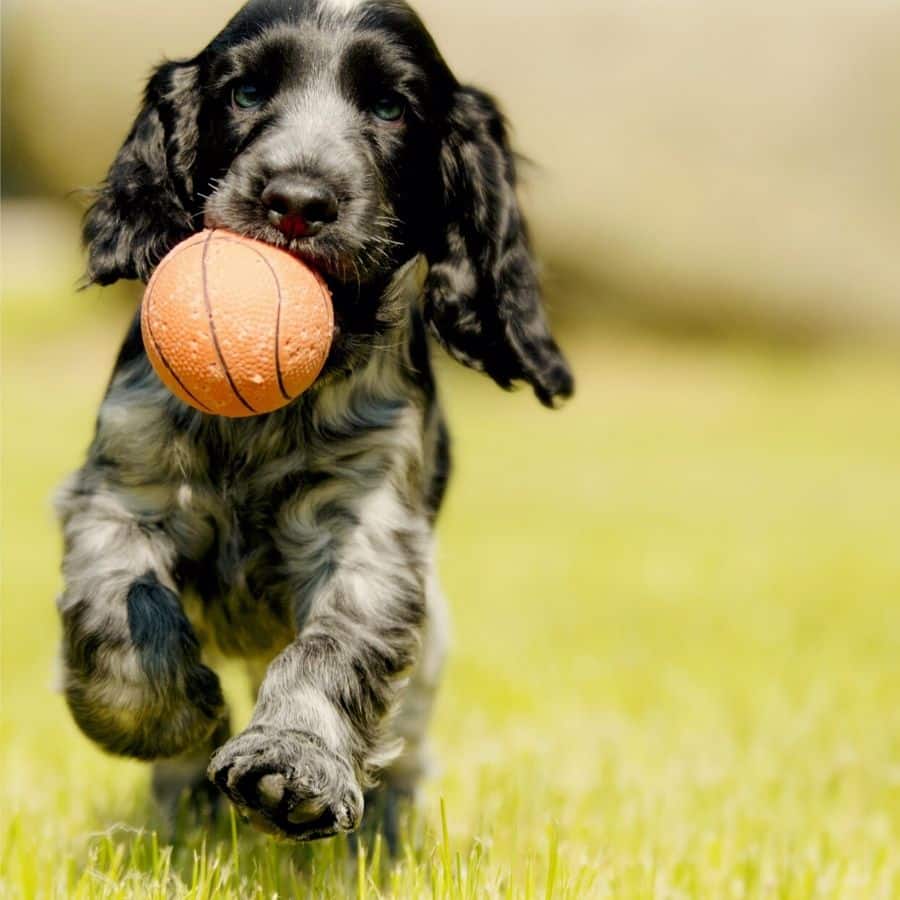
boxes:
[423,86,574,408]
[83,61,200,285]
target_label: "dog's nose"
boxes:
[261,176,339,238]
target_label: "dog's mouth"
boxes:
[201,209,393,291]
[203,213,333,275]
[200,209,404,357]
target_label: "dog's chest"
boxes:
[170,430,390,657]
[172,468,296,655]
[154,377,423,657]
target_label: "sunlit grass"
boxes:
[2,293,900,897]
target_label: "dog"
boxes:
[56,0,573,842]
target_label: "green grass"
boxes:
[3,297,900,898]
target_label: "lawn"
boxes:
[2,287,900,898]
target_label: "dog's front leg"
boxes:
[208,493,428,841]
[56,476,226,762]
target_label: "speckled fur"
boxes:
[57,0,571,842]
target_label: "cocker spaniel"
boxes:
[56,0,572,842]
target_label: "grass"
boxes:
[2,291,900,897]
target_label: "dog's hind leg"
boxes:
[152,716,231,834]
[55,475,227,762]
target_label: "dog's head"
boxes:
[84,0,572,406]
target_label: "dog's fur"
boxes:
[56,0,572,841]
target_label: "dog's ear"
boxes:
[423,86,574,408]
[83,61,200,285]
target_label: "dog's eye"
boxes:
[232,83,264,110]
[371,94,405,123]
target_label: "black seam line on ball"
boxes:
[258,248,291,402]
[201,230,257,414]
[144,291,214,414]
[207,234,299,402]
[204,232,331,402]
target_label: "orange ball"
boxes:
[141,229,333,417]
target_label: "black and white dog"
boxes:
[57,0,572,842]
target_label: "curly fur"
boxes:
[58,0,572,842]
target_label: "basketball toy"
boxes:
[141,229,333,417]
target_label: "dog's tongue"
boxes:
[277,214,314,240]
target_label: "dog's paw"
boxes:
[207,726,363,840]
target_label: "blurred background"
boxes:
[5,0,900,339]
[3,1,900,895]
